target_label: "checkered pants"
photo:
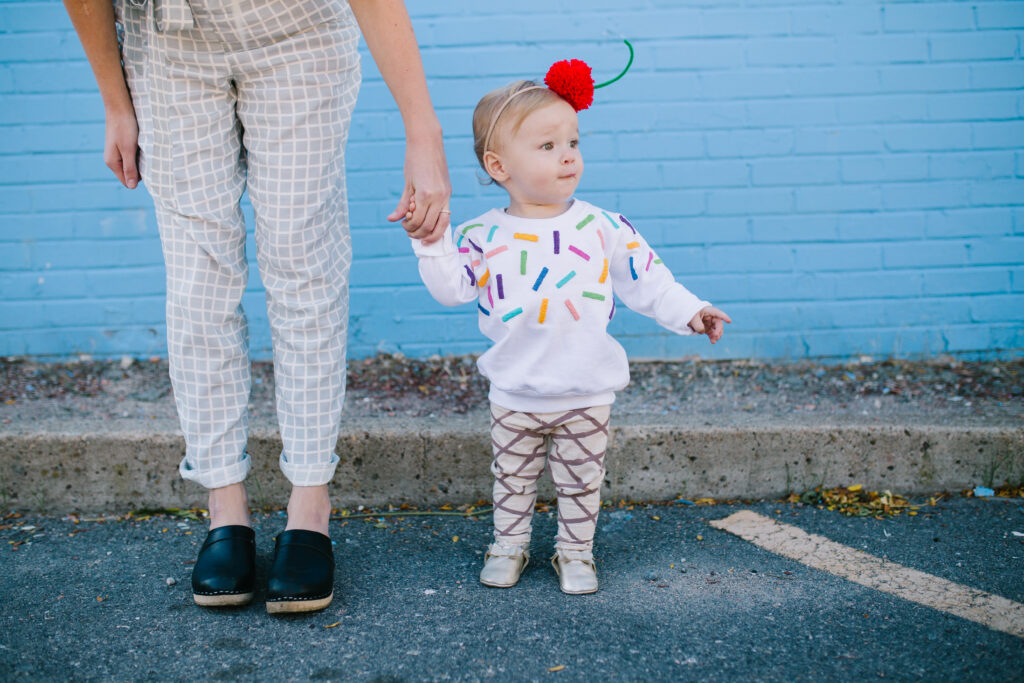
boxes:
[489,403,611,552]
[116,0,361,488]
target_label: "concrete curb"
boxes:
[2,415,1021,512]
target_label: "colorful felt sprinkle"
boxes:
[532,267,549,291]
[463,265,476,286]
[485,245,508,259]
[487,225,499,242]
[597,230,605,250]
[654,258,663,264]
[478,303,490,316]
[502,307,523,322]
[478,269,490,288]
[565,299,580,321]
[599,258,608,284]
[582,291,605,301]
[568,245,590,261]
[609,299,616,320]
[463,223,483,234]
[472,259,481,268]
[556,271,576,288]
[553,231,560,254]
[487,285,494,308]
[520,251,527,275]
[576,214,595,230]
[514,233,539,242]
[539,298,549,324]
[467,238,483,253]
[626,241,640,250]
[629,257,638,280]
[619,214,636,234]
[496,274,504,299]
[646,252,654,271]
[458,247,470,254]
[457,234,464,248]
[602,211,618,229]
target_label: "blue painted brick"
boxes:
[968,237,1024,266]
[925,209,1014,238]
[970,294,1024,323]
[795,185,882,213]
[790,6,882,35]
[969,180,1024,207]
[882,241,970,269]
[882,4,974,32]
[930,33,1019,62]
[706,129,793,159]
[975,2,1024,30]
[707,188,794,215]
[751,157,841,186]
[617,132,704,161]
[883,123,972,152]
[838,213,927,242]
[841,155,929,183]
[972,121,1024,150]
[922,267,1011,296]
[752,215,839,243]
[882,181,972,211]
[927,92,1020,122]
[706,244,793,273]
[928,152,1016,180]
[878,64,971,93]
[794,244,881,272]
[837,35,929,65]
[2,0,1021,361]
[794,126,886,155]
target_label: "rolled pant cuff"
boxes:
[179,452,252,489]
[279,452,340,487]
[554,540,594,552]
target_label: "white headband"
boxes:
[481,85,547,156]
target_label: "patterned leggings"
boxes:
[489,403,611,552]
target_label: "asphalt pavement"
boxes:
[2,497,1022,681]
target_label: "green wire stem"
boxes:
[594,39,634,89]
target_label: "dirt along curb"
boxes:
[1,355,1021,512]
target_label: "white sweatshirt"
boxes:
[411,198,710,412]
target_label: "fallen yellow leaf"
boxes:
[324,622,340,628]
[696,535,703,541]
[452,536,459,542]
[548,665,565,672]
[848,484,863,492]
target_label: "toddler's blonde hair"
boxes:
[472,80,564,180]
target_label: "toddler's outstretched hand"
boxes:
[688,306,732,344]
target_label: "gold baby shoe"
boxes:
[551,548,598,595]
[479,542,529,588]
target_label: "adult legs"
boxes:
[234,18,361,534]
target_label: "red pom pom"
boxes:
[544,59,594,112]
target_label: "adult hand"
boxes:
[688,306,732,344]
[387,134,451,244]
[105,108,140,189]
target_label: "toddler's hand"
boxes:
[688,306,732,344]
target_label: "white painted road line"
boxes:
[710,510,1024,640]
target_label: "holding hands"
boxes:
[689,306,732,344]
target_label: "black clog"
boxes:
[266,529,335,614]
[191,525,256,607]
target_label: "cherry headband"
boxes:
[482,40,635,155]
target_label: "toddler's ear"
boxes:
[483,151,508,184]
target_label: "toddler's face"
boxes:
[494,99,583,211]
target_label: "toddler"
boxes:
[409,67,730,594]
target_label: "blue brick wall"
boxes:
[1,0,1022,360]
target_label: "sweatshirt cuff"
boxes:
[410,230,456,257]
